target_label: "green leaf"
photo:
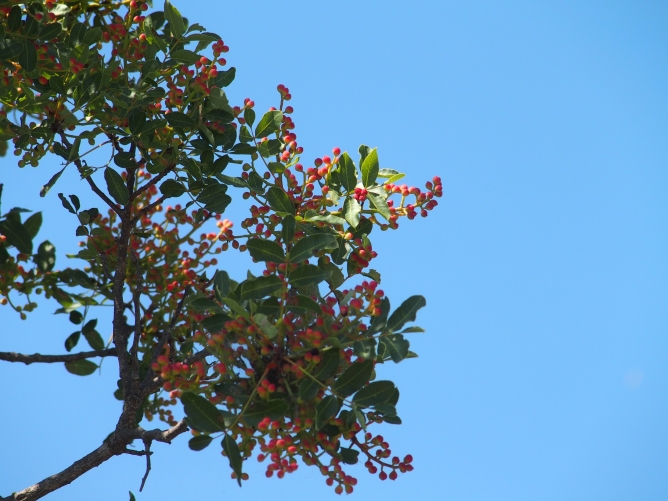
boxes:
[246,239,285,263]
[378,334,410,363]
[189,297,219,311]
[333,360,374,397]
[197,184,231,213]
[23,212,42,239]
[19,40,37,72]
[82,27,102,45]
[213,67,236,88]
[253,313,278,339]
[281,214,295,244]
[373,403,397,417]
[241,399,288,427]
[266,187,295,215]
[288,264,331,288]
[0,41,23,61]
[386,295,426,332]
[217,175,247,188]
[340,447,359,465]
[188,435,213,451]
[82,319,104,350]
[65,359,97,376]
[298,377,321,401]
[240,275,283,300]
[104,168,129,206]
[254,110,283,138]
[222,297,250,320]
[181,392,226,433]
[257,139,281,158]
[160,179,186,198]
[352,380,396,407]
[129,491,136,501]
[213,270,231,300]
[164,0,185,38]
[170,49,200,65]
[338,152,357,192]
[0,218,32,254]
[299,349,339,401]
[369,297,390,334]
[39,22,62,41]
[288,295,322,315]
[221,435,243,485]
[361,147,379,187]
[244,108,256,127]
[343,197,361,228]
[288,234,338,263]
[303,211,347,226]
[34,240,56,272]
[367,192,391,220]
[401,326,425,333]
[315,395,340,430]
[64,331,80,352]
[201,313,231,332]
[377,168,400,178]
[166,111,195,129]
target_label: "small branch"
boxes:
[117,419,189,445]
[139,439,151,492]
[132,162,176,201]
[132,194,168,224]
[0,349,116,365]
[58,132,122,216]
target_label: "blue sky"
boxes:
[1,1,667,500]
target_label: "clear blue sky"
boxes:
[2,1,667,500]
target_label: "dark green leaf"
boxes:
[353,380,396,407]
[64,331,80,352]
[315,395,340,430]
[254,110,283,138]
[241,399,288,427]
[213,270,230,300]
[7,6,22,32]
[104,168,129,206]
[164,0,185,38]
[65,359,97,376]
[82,27,102,45]
[0,218,32,254]
[39,22,62,41]
[378,334,410,363]
[343,197,361,228]
[201,313,231,332]
[338,152,357,192]
[213,67,236,88]
[369,297,390,334]
[166,111,195,129]
[181,392,226,433]
[160,179,186,198]
[299,377,321,401]
[257,139,281,158]
[246,239,285,263]
[19,40,37,72]
[197,184,231,213]
[23,212,42,239]
[69,310,83,324]
[188,435,213,451]
[333,360,374,397]
[221,434,243,485]
[34,240,56,272]
[189,297,219,311]
[289,234,338,263]
[281,214,295,243]
[266,187,294,215]
[386,295,426,332]
[288,264,330,288]
[170,49,200,65]
[83,328,105,351]
[240,275,283,300]
[373,403,397,417]
[288,295,322,315]
[244,108,256,127]
[340,447,359,465]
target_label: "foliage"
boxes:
[0,0,442,499]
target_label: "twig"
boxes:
[0,349,116,365]
[139,439,152,492]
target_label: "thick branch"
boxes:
[2,422,189,501]
[1,441,117,501]
[0,349,116,365]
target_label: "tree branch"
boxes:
[2,422,189,501]
[0,349,116,365]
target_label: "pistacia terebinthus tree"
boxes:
[0,1,442,500]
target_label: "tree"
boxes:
[0,1,442,499]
